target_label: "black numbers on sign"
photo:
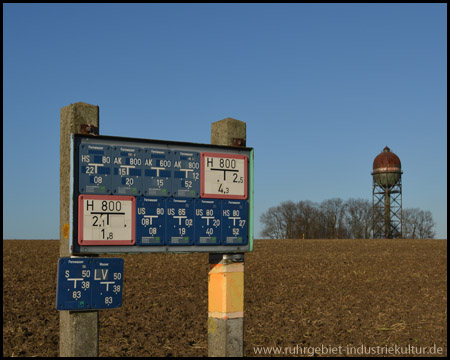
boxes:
[101,229,113,239]
[218,184,229,194]
[101,201,122,212]
[232,173,243,183]
[92,215,106,227]
[219,158,236,169]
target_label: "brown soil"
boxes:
[3,239,447,357]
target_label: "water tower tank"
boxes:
[372,146,402,188]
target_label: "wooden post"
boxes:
[208,118,246,357]
[60,102,99,357]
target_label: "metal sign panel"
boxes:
[90,258,124,309]
[136,197,165,245]
[79,143,112,194]
[56,257,124,311]
[194,199,221,245]
[172,151,200,197]
[78,195,135,246]
[201,153,248,199]
[72,134,253,254]
[112,146,143,196]
[56,258,92,310]
[166,198,194,245]
[142,149,172,196]
[222,200,248,245]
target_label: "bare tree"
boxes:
[279,201,298,239]
[403,208,436,239]
[402,208,418,239]
[260,205,285,239]
[344,198,372,239]
[417,210,436,239]
[259,201,301,239]
[260,198,436,240]
[320,198,346,239]
[295,200,320,239]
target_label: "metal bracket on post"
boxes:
[232,138,246,147]
[80,124,99,135]
[209,253,244,265]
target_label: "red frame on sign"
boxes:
[78,194,136,246]
[200,152,248,199]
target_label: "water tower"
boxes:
[372,146,403,238]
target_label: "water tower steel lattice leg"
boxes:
[372,178,402,239]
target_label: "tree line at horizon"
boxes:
[260,198,436,240]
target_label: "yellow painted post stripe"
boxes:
[208,263,244,319]
[62,223,70,239]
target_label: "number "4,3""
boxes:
[218,183,229,194]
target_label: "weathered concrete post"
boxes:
[208,118,246,357]
[60,102,99,357]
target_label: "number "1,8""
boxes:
[101,229,113,239]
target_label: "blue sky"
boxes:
[3,3,447,239]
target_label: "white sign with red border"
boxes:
[200,153,248,199]
[78,195,135,245]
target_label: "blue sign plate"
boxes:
[79,143,112,194]
[172,151,200,198]
[112,146,143,196]
[136,197,166,245]
[222,200,248,245]
[90,258,124,309]
[142,149,172,196]
[56,257,124,310]
[194,199,221,245]
[56,258,92,310]
[166,198,194,245]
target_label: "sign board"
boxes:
[201,153,248,199]
[172,151,200,197]
[194,199,221,245]
[136,197,165,245]
[166,198,195,245]
[90,258,124,309]
[112,146,143,196]
[222,200,248,245]
[142,149,172,196]
[79,143,112,194]
[78,195,135,245]
[56,257,124,311]
[71,134,253,254]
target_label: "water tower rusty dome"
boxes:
[372,146,402,188]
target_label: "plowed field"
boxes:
[3,239,447,357]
